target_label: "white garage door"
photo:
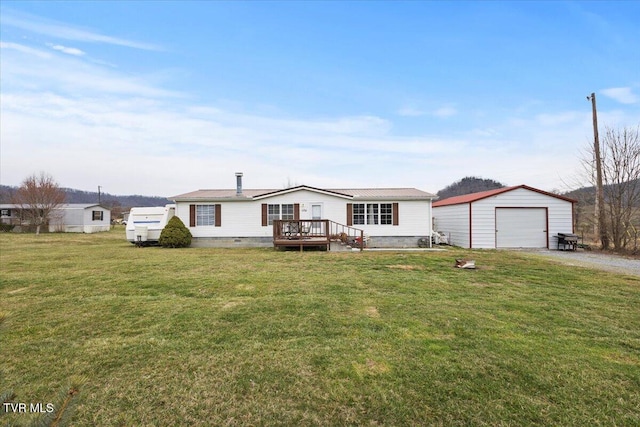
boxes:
[496,208,547,248]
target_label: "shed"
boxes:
[51,204,111,233]
[432,185,576,249]
[0,203,111,233]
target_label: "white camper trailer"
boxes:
[126,204,175,245]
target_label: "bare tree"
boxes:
[583,125,640,250]
[12,172,66,234]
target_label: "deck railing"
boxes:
[328,221,366,251]
[273,219,329,240]
[273,219,366,251]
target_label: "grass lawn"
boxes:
[1,228,639,426]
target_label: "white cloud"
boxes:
[0,41,51,58]
[1,9,161,51]
[0,42,181,98]
[601,87,638,104]
[47,43,85,56]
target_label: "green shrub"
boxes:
[159,216,192,248]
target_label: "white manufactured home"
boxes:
[432,185,576,249]
[0,203,111,233]
[53,204,111,233]
[171,174,435,249]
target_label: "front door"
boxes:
[311,204,322,234]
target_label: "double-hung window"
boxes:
[189,204,220,227]
[196,205,215,226]
[380,203,393,224]
[267,204,295,225]
[352,204,365,225]
[92,210,103,221]
[267,204,280,225]
[281,204,295,220]
[352,203,394,225]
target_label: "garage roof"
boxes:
[433,185,577,207]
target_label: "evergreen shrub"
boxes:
[159,216,192,248]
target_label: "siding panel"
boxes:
[433,204,471,248]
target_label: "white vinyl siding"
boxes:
[433,204,470,248]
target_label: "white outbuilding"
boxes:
[432,185,576,249]
[49,204,111,233]
[0,203,111,233]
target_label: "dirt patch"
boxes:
[602,351,639,365]
[386,264,423,271]
[353,359,391,376]
[7,286,32,294]
[222,301,245,310]
[364,306,380,318]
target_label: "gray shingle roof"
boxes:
[171,185,435,201]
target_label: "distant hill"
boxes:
[437,177,506,200]
[563,179,640,207]
[0,185,171,210]
[563,186,596,205]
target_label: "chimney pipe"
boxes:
[235,172,243,196]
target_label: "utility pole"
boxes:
[587,92,608,249]
[98,186,102,204]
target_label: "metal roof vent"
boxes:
[235,172,243,196]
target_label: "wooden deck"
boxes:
[273,220,330,251]
[273,220,365,251]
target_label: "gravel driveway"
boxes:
[524,249,640,277]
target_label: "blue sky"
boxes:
[1,1,638,197]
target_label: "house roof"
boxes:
[0,203,108,210]
[59,203,107,209]
[171,185,435,202]
[432,185,577,207]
